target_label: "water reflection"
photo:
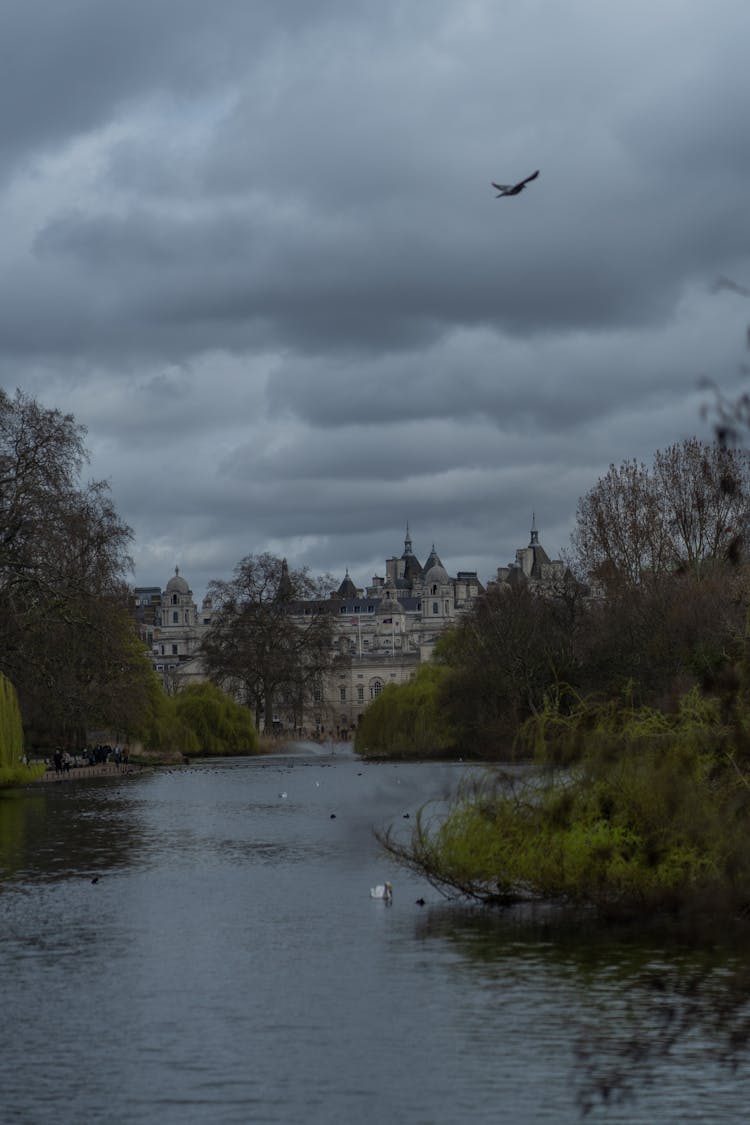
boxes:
[412,901,750,1115]
[1,754,749,1123]
[0,789,47,879]
[0,777,141,882]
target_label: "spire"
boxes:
[530,513,539,547]
[336,568,358,599]
[276,557,293,602]
[404,522,413,556]
[423,543,442,571]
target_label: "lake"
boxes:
[1,745,748,1123]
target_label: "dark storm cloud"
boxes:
[10,0,750,368]
[1,0,749,597]
[25,180,747,366]
[0,0,384,168]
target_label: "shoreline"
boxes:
[30,762,144,784]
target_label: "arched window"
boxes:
[370,680,383,699]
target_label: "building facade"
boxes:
[132,520,566,734]
[288,527,484,737]
[133,567,213,689]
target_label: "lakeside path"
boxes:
[31,763,145,784]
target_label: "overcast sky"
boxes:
[2,0,749,602]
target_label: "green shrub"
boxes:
[0,673,45,786]
[355,664,456,758]
[174,682,258,757]
[382,687,750,916]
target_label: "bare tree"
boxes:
[0,389,86,604]
[202,554,339,731]
[654,439,750,574]
[572,439,750,589]
[0,389,150,747]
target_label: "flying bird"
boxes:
[491,170,539,197]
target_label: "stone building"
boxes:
[133,567,213,689]
[492,513,569,594]
[131,520,565,734]
[289,528,483,737]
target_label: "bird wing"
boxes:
[492,171,539,194]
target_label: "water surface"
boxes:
[1,747,748,1123]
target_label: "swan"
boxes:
[370,881,393,903]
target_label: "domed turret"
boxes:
[424,562,449,585]
[166,566,190,596]
[423,545,449,586]
[377,589,402,616]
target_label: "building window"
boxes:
[173,611,179,623]
[370,680,383,699]
[172,594,178,605]
[432,602,439,614]
[357,686,364,702]
[340,687,347,702]
[368,605,374,613]
[171,644,178,655]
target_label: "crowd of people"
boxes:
[50,744,130,774]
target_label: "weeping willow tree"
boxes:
[354,664,457,759]
[380,687,750,915]
[0,673,45,787]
